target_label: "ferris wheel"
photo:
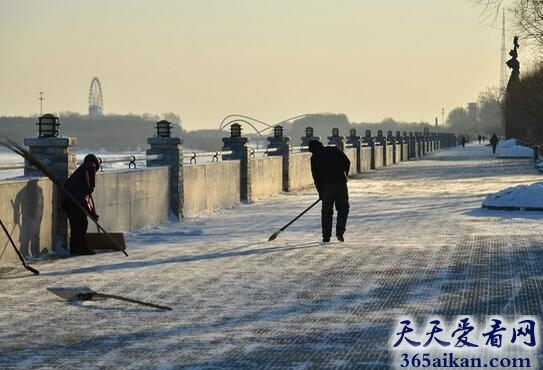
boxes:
[88,77,103,117]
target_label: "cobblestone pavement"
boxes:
[1,144,543,369]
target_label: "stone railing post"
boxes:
[402,131,410,160]
[267,125,292,192]
[387,130,398,164]
[222,123,251,202]
[408,132,416,159]
[416,132,424,156]
[147,120,183,219]
[24,113,77,250]
[346,128,362,173]
[327,127,345,151]
[301,126,320,150]
[395,131,404,162]
[363,129,376,169]
[376,130,388,165]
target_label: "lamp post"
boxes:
[37,113,60,138]
[155,120,172,138]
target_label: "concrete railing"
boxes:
[0,124,457,264]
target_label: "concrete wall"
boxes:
[0,178,55,264]
[374,145,384,170]
[93,167,170,232]
[401,143,409,162]
[183,161,240,217]
[394,143,402,164]
[288,153,314,191]
[344,148,357,177]
[385,145,394,166]
[250,157,282,200]
[359,147,372,172]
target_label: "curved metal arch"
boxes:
[222,119,267,137]
[219,114,274,131]
[218,113,320,134]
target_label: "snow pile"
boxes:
[496,139,518,148]
[496,139,533,158]
[482,182,543,210]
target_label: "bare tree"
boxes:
[513,1,543,46]
[473,1,543,47]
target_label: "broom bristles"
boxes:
[268,230,280,241]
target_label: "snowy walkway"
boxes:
[2,144,543,369]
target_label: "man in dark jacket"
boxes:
[490,133,499,154]
[308,140,350,243]
[62,154,100,255]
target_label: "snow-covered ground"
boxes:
[1,143,543,369]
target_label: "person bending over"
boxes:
[62,154,100,256]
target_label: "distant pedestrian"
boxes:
[477,134,482,144]
[308,140,350,243]
[490,133,499,154]
[62,154,100,256]
[461,135,466,148]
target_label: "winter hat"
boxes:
[308,140,323,153]
[84,154,100,171]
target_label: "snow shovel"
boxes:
[268,198,320,241]
[47,287,172,310]
[0,218,39,275]
[85,195,126,252]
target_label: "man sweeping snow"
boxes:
[308,140,350,243]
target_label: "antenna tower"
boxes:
[500,9,506,95]
[38,92,44,116]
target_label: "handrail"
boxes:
[77,154,163,170]
[182,150,233,164]
[0,162,25,171]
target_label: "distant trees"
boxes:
[445,88,504,135]
[0,113,184,151]
[477,88,504,134]
[446,107,471,133]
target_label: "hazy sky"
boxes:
[0,0,526,131]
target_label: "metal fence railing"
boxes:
[79,154,163,170]
[250,147,278,158]
[182,151,233,164]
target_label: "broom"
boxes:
[0,138,128,257]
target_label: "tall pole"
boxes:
[38,91,44,116]
[500,9,506,95]
[441,108,445,125]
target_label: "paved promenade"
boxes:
[1,144,543,369]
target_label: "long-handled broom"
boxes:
[0,218,39,275]
[0,138,128,257]
[268,199,320,241]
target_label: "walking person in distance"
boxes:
[308,140,350,243]
[490,133,499,154]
